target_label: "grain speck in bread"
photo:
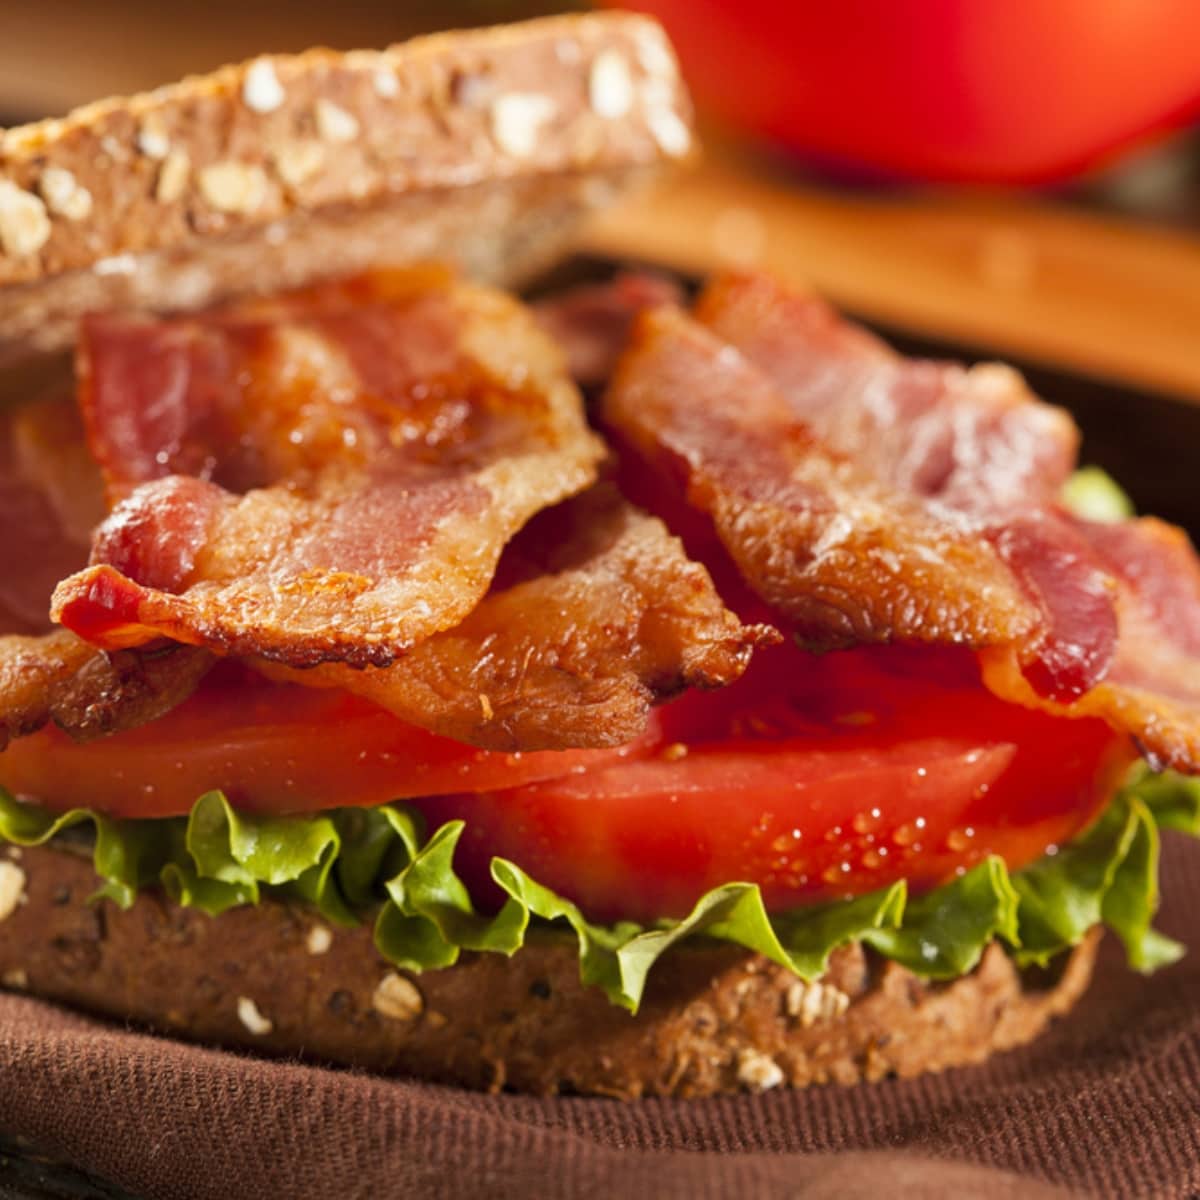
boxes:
[0,844,1099,1099]
[0,12,692,364]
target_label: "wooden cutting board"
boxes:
[583,146,1200,406]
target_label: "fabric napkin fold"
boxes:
[1,836,1197,1200]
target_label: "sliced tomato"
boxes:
[413,643,1135,922]
[0,663,658,818]
[2,644,1133,923]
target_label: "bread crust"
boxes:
[0,844,1098,1099]
[0,13,691,361]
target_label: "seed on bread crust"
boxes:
[273,141,326,190]
[590,51,635,119]
[785,979,851,1027]
[198,162,270,214]
[38,167,93,221]
[155,150,191,204]
[137,116,171,160]
[736,1049,784,1092]
[305,924,333,956]
[243,59,286,114]
[373,68,400,99]
[0,183,51,258]
[490,93,557,157]
[372,972,424,1022]
[315,99,360,144]
[646,106,690,157]
[0,862,27,922]
[633,21,677,78]
[236,995,274,1036]
[92,254,137,276]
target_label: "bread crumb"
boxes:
[198,161,269,214]
[490,93,556,158]
[372,972,424,1022]
[589,50,635,119]
[244,59,286,114]
[236,995,274,1036]
[39,166,93,221]
[156,149,190,204]
[0,862,27,922]
[0,182,51,257]
[479,693,494,721]
[315,99,360,144]
[305,924,333,956]
[736,1049,784,1092]
[2,968,28,990]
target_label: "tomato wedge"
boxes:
[0,663,658,818]
[413,644,1135,921]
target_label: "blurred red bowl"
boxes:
[610,0,1200,183]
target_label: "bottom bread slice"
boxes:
[0,844,1098,1098]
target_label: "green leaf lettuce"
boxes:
[1,768,1196,1013]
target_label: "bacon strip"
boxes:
[982,516,1200,773]
[0,397,212,750]
[533,271,685,389]
[605,301,1044,651]
[259,487,776,751]
[0,397,103,635]
[0,631,212,751]
[52,271,605,668]
[603,272,1200,770]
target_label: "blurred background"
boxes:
[2,0,1199,522]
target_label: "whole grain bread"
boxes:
[0,843,1098,1099]
[0,12,692,363]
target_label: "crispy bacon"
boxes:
[0,397,212,750]
[603,272,1200,769]
[0,397,102,635]
[259,487,776,751]
[533,271,685,388]
[982,516,1200,773]
[52,271,605,668]
[605,301,1044,651]
[0,631,212,751]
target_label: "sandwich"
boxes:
[1,13,1198,1101]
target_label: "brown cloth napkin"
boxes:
[1,836,1197,1200]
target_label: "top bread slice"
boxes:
[0,12,693,365]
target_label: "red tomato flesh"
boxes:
[0,646,1132,923]
[414,644,1133,922]
[0,663,657,818]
